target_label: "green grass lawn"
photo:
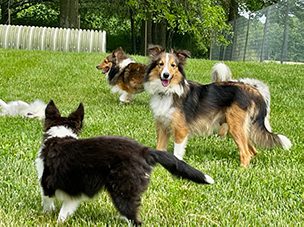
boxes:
[0,48,303,226]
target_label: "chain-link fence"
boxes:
[210,0,304,63]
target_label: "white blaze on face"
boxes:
[161,53,171,87]
[161,54,170,77]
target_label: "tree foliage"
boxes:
[0,0,292,57]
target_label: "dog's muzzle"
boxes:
[161,72,171,87]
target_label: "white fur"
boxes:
[36,125,85,222]
[239,78,272,132]
[57,198,81,223]
[144,78,185,97]
[42,196,56,212]
[144,53,185,97]
[0,99,29,116]
[278,134,292,150]
[111,85,133,103]
[173,136,188,160]
[36,147,44,181]
[46,126,78,140]
[118,58,134,69]
[161,53,172,80]
[26,100,47,119]
[0,99,46,119]
[204,174,215,184]
[211,62,232,82]
[119,92,133,103]
[111,85,123,94]
[35,145,56,212]
[150,94,175,127]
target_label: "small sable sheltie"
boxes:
[36,100,214,225]
[144,45,292,167]
[96,47,146,103]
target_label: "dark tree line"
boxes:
[0,0,279,57]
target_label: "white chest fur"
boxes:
[150,94,175,126]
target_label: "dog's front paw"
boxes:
[43,202,55,213]
[57,215,67,223]
[42,196,55,213]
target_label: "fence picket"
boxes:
[0,24,106,53]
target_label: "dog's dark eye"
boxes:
[158,62,164,67]
[171,63,176,67]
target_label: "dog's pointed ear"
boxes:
[68,103,84,122]
[148,45,165,58]
[174,49,191,64]
[45,100,60,119]
[112,47,125,58]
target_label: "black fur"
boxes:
[38,100,213,225]
[181,81,267,124]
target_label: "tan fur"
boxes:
[172,110,189,143]
[149,57,262,166]
[216,82,262,139]
[96,57,113,74]
[218,123,229,138]
[225,103,253,167]
[156,121,170,151]
[146,46,292,167]
[96,48,146,103]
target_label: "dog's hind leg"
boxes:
[109,192,142,226]
[156,121,170,151]
[248,143,257,156]
[218,123,229,138]
[226,104,252,167]
[57,198,81,223]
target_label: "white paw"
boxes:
[57,215,67,223]
[42,202,55,212]
[119,93,133,103]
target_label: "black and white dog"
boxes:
[35,100,214,225]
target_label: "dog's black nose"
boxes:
[163,72,170,79]
[96,65,100,69]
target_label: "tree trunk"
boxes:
[159,20,167,48]
[60,0,80,29]
[147,17,152,46]
[228,0,239,21]
[0,1,9,24]
[130,8,136,53]
[152,22,158,44]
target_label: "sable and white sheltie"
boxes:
[96,47,146,103]
[36,100,214,225]
[144,45,292,167]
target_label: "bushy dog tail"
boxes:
[146,149,214,184]
[240,78,272,131]
[211,62,232,82]
[250,101,292,150]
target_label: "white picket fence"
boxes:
[0,24,106,52]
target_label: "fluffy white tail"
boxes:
[211,62,232,82]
